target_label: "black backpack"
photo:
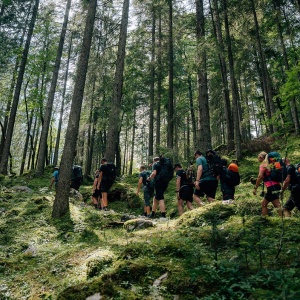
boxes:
[267,152,287,183]
[289,163,300,191]
[184,165,196,186]
[225,170,240,187]
[70,165,83,190]
[156,157,173,183]
[105,163,117,183]
[206,151,223,177]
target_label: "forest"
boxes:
[2,1,300,298]
[1,0,300,183]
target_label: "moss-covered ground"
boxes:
[1,139,300,299]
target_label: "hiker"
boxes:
[136,165,154,217]
[282,163,300,217]
[193,150,219,205]
[97,158,115,211]
[148,155,172,218]
[49,166,59,190]
[258,151,267,164]
[220,160,240,204]
[92,170,101,209]
[253,153,283,216]
[70,165,83,191]
[174,163,194,215]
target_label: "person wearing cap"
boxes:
[220,160,240,204]
[49,166,59,190]
[174,163,194,215]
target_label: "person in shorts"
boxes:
[149,156,168,218]
[97,158,114,211]
[136,165,154,217]
[174,163,194,215]
[253,154,282,216]
[282,163,300,217]
[193,150,218,205]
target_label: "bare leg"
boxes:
[261,199,268,216]
[284,208,291,217]
[178,199,184,215]
[193,194,204,206]
[207,197,214,203]
[272,199,282,216]
[186,201,194,211]
[159,199,166,214]
[102,192,108,208]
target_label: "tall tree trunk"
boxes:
[20,87,34,176]
[210,0,234,152]
[0,9,29,162]
[52,0,97,218]
[148,5,155,159]
[195,0,211,151]
[0,0,39,175]
[187,74,196,150]
[222,0,242,159]
[105,0,130,163]
[36,0,71,176]
[53,32,73,167]
[167,0,174,149]
[85,81,96,177]
[250,0,275,134]
[129,109,136,175]
[156,6,162,154]
[28,114,38,170]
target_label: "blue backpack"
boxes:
[267,152,287,183]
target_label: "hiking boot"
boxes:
[103,207,108,211]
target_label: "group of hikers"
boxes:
[51,149,300,218]
[49,165,83,191]
[136,150,241,218]
[136,149,300,218]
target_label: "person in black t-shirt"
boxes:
[148,157,168,218]
[174,163,194,216]
[97,158,113,211]
[282,162,300,217]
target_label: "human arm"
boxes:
[148,169,157,180]
[136,176,143,195]
[195,164,203,189]
[97,171,103,189]
[282,174,291,192]
[253,167,265,195]
[176,175,181,199]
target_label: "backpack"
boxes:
[206,151,223,177]
[267,152,287,183]
[70,165,83,190]
[225,170,240,187]
[184,165,196,186]
[105,163,117,183]
[155,157,173,183]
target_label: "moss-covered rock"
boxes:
[176,202,236,227]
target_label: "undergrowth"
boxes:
[1,137,300,299]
